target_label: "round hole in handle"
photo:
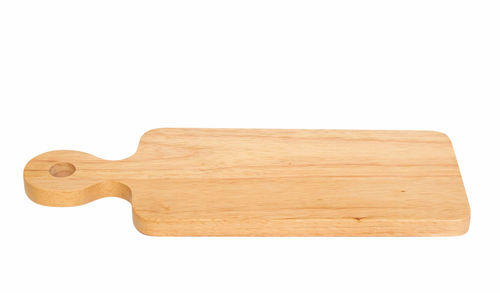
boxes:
[49,162,76,177]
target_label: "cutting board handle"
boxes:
[24,150,131,207]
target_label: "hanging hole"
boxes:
[49,162,76,177]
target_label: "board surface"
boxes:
[24,128,470,236]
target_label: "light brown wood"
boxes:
[23,128,470,236]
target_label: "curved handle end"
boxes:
[24,150,131,206]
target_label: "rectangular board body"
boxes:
[24,129,470,236]
[130,129,470,236]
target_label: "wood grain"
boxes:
[23,128,470,236]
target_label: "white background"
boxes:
[1,1,499,292]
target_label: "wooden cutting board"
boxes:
[24,128,470,236]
